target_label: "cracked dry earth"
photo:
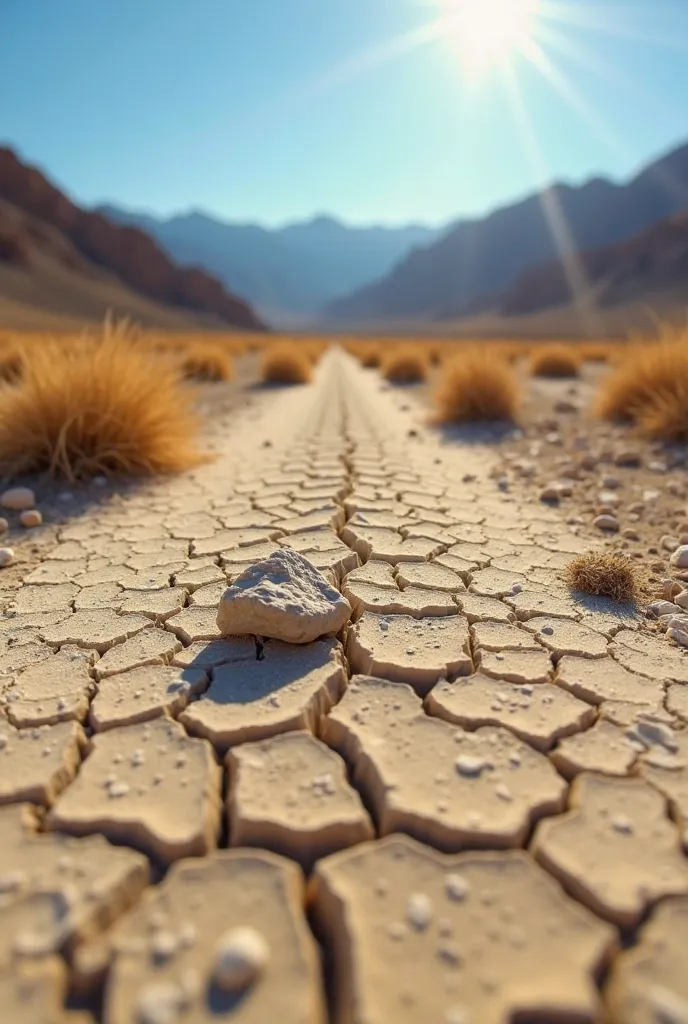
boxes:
[1,351,688,1024]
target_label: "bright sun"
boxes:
[440,0,542,71]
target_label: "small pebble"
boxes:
[0,517,8,533]
[407,893,433,930]
[0,548,15,568]
[19,510,42,528]
[213,927,269,992]
[0,487,35,511]
[594,514,619,532]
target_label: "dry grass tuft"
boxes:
[0,324,204,480]
[530,344,581,378]
[435,348,520,423]
[0,346,24,384]
[382,347,428,384]
[596,334,688,440]
[181,342,234,382]
[260,343,312,385]
[563,551,645,604]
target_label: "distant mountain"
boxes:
[501,212,688,316]
[0,147,266,331]
[97,204,440,321]
[325,140,688,327]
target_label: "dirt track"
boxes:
[1,349,687,1023]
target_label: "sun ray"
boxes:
[501,60,603,338]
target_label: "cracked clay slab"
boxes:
[49,718,222,865]
[532,773,688,927]
[321,675,566,851]
[311,833,614,1024]
[104,850,325,1024]
[227,731,374,870]
[347,613,472,695]
[180,638,347,753]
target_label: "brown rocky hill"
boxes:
[501,213,688,315]
[326,140,688,324]
[0,148,266,331]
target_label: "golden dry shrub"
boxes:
[530,344,581,377]
[435,348,520,423]
[0,345,24,384]
[260,343,312,385]
[382,347,428,384]
[563,551,645,604]
[181,341,234,382]
[596,334,688,440]
[0,326,204,480]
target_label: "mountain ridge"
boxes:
[0,147,267,331]
[325,139,688,327]
[98,202,441,321]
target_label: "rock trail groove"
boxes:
[0,349,687,1022]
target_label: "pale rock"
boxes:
[0,487,35,511]
[594,514,619,533]
[0,547,15,568]
[213,927,269,991]
[20,510,43,528]
[216,548,351,644]
[670,546,688,569]
[675,591,688,611]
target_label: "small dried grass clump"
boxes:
[563,551,645,604]
[0,346,25,384]
[435,348,520,423]
[596,335,688,440]
[382,347,428,384]
[0,325,204,480]
[530,344,581,378]
[181,342,234,382]
[260,343,312,385]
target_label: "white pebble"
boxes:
[455,755,489,778]
[407,892,433,930]
[213,927,269,991]
[0,548,15,568]
[445,873,471,901]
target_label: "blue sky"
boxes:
[1,0,687,228]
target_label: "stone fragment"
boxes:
[104,850,324,1024]
[0,720,85,806]
[90,666,208,731]
[0,487,35,511]
[0,548,15,568]
[551,720,638,779]
[217,549,350,644]
[227,732,374,869]
[49,718,221,864]
[311,834,613,1024]
[19,510,43,528]
[532,774,688,926]
[594,514,619,532]
[426,675,594,752]
[670,545,688,569]
[322,676,565,849]
[347,612,472,694]
[181,639,347,753]
[606,896,688,1024]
